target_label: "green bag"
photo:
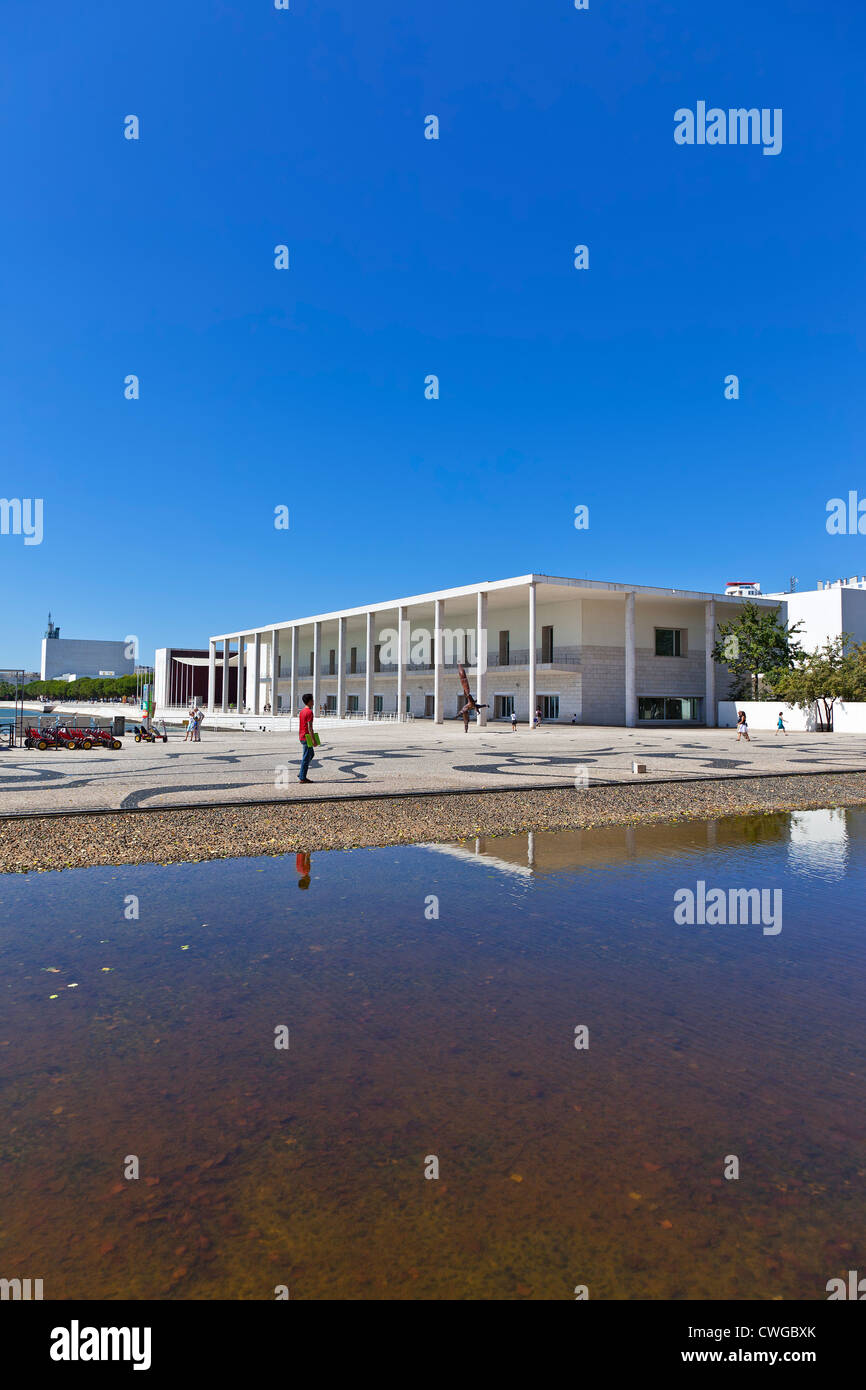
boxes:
[305,730,321,748]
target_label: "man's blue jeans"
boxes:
[299,743,314,780]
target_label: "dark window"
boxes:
[328,649,336,675]
[374,644,381,673]
[499,630,510,665]
[350,646,357,674]
[638,696,701,721]
[541,626,553,662]
[540,694,559,719]
[655,628,685,657]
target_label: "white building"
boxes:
[40,613,135,682]
[764,577,866,652]
[196,574,773,726]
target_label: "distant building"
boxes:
[40,613,135,681]
[724,580,762,597]
[765,577,866,652]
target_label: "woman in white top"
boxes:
[735,711,750,742]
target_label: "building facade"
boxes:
[764,577,866,652]
[40,613,135,682]
[203,574,767,726]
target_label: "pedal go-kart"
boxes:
[133,723,167,744]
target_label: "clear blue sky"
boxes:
[2,1,864,670]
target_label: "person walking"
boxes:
[532,707,542,730]
[184,704,197,742]
[736,710,750,742]
[298,693,317,782]
[510,710,518,732]
[776,711,786,734]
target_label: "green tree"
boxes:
[772,635,861,729]
[712,602,803,700]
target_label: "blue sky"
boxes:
[1,0,864,669]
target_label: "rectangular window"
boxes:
[638,696,665,721]
[329,649,336,675]
[638,696,701,721]
[540,694,559,720]
[350,647,357,674]
[499,630,510,665]
[424,694,435,718]
[326,694,337,712]
[494,694,515,718]
[276,653,281,676]
[347,694,359,712]
[655,628,686,657]
[374,644,381,673]
[406,694,411,713]
[541,626,553,662]
[374,694,383,713]
[277,695,282,711]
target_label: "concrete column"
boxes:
[271,628,279,712]
[221,639,229,712]
[252,632,262,715]
[476,590,488,727]
[289,626,298,723]
[312,622,321,713]
[527,582,537,726]
[704,599,717,728]
[433,599,444,724]
[237,636,245,712]
[207,641,216,712]
[396,605,407,719]
[365,612,374,720]
[337,615,346,719]
[624,592,636,728]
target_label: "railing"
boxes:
[489,647,581,668]
[279,648,582,679]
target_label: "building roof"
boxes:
[211,573,776,642]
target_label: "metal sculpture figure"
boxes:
[457,663,488,732]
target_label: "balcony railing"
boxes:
[279,646,581,679]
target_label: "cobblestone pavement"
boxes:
[1,722,864,816]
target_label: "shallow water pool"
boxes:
[0,808,863,1299]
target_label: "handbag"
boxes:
[305,730,321,748]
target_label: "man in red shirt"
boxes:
[298,693,316,782]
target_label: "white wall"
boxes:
[718,700,814,731]
[718,699,866,732]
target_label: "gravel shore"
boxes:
[2,772,866,873]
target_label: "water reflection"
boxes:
[0,808,863,1301]
[787,808,849,881]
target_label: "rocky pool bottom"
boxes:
[0,807,863,1299]
[4,770,866,872]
